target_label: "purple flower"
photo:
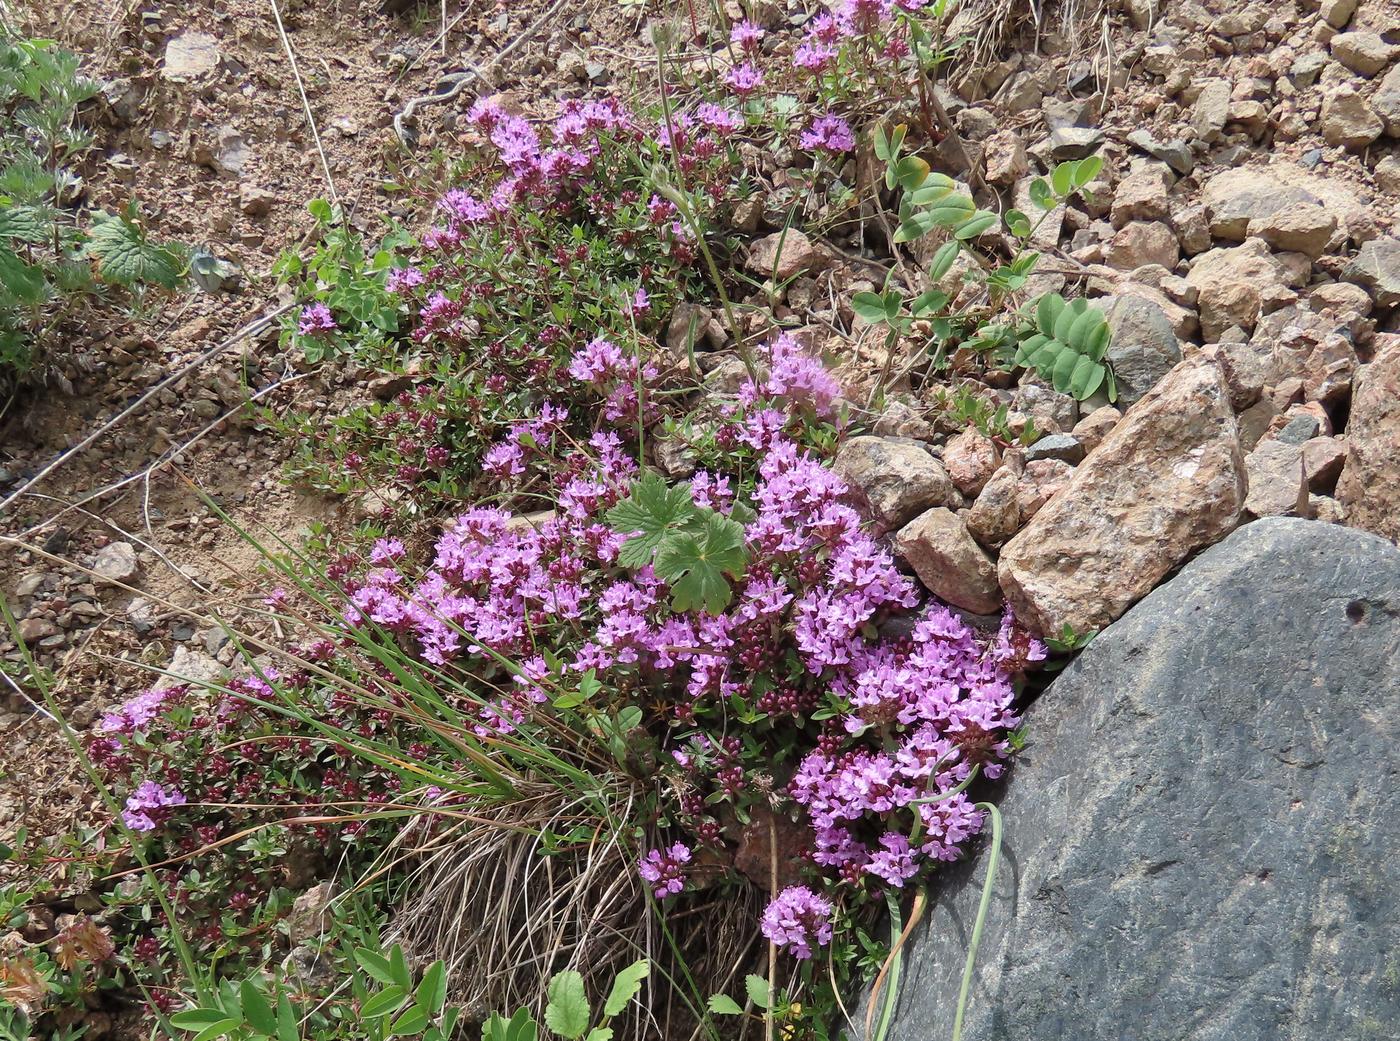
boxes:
[761,886,834,959]
[638,842,691,898]
[725,62,764,96]
[385,267,425,293]
[369,538,406,566]
[121,781,186,833]
[97,687,176,735]
[731,20,765,51]
[695,103,743,136]
[800,114,856,154]
[297,303,336,336]
[793,42,839,72]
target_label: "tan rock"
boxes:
[1110,166,1171,229]
[942,427,1001,496]
[1071,405,1122,454]
[1301,333,1357,403]
[1336,336,1400,540]
[1106,221,1179,271]
[966,463,1024,548]
[984,129,1028,186]
[1330,32,1400,77]
[1212,340,1272,410]
[1186,238,1295,340]
[832,436,960,531]
[1016,459,1073,521]
[746,229,826,280]
[1320,0,1357,29]
[1243,439,1311,518]
[1247,204,1337,258]
[1320,86,1384,149]
[997,357,1246,635]
[895,508,1002,615]
[1301,435,1348,492]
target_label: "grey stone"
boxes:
[1103,295,1182,406]
[162,31,220,82]
[884,518,1400,1041]
[1190,79,1231,142]
[1024,433,1085,465]
[1124,130,1193,176]
[1047,126,1104,161]
[1345,237,1400,307]
[93,541,139,583]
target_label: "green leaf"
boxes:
[275,992,297,1041]
[851,291,891,324]
[891,155,931,191]
[1084,320,1111,362]
[170,1009,230,1031]
[605,472,698,569]
[603,959,650,1018]
[389,944,412,991]
[654,510,748,615]
[953,211,998,241]
[920,193,977,229]
[416,961,448,1014]
[1035,293,1065,337]
[0,204,49,243]
[584,1029,614,1041]
[308,198,334,223]
[355,947,396,985]
[707,994,744,1016]
[544,970,590,1040]
[1028,178,1054,211]
[86,211,184,288]
[907,172,957,206]
[1068,354,1106,400]
[191,1021,241,1041]
[873,124,892,162]
[1014,333,1049,367]
[927,240,960,281]
[1073,154,1103,187]
[0,245,45,305]
[1004,209,1032,239]
[910,289,948,316]
[1051,342,1078,393]
[240,980,277,1035]
[361,986,408,1019]
[744,974,770,1011]
[1050,161,1075,198]
[390,1003,430,1036]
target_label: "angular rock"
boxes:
[746,229,825,280]
[886,518,1400,1040]
[833,436,959,531]
[983,130,1028,186]
[1124,130,1193,176]
[942,427,1000,497]
[1013,382,1078,435]
[1330,31,1400,77]
[239,185,275,217]
[1301,332,1356,404]
[1070,405,1120,454]
[1246,203,1336,259]
[163,31,220,82]
[1344,237,1400,307]
[1243,439,1310,518]
[1103,294,1182,406]
[93,542,139,583]
[997,357,1245,635]
[1320,0,1358,29]
[1015,459,1072,520]
[1186,239,1295,341]
[1336,337,1400,540]
[1320,86,1384,149]
[1190,79,1231,142]
[1025,433,1084,465]
[1301,435,1348,492]
[1202,172,1325,243]
[1047,126,1104,161]
[1375,65,1400,135]
[1109,166,1171,229]
[894,508,1001,615]
[1105,221,1178,271]
[966,463,1023,549]
[288,882,336,946]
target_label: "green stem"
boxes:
[952,802,1002,1041]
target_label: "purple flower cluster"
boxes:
[98,686,180,735]
[122,780,186,833]
[298,303,336,336]
[760,885,834,960]
[638,842,692,899]
[800,114,856,154]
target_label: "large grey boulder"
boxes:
[885,518,1400,1041]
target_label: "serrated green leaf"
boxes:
[240,980,277,1035]
[86,211,184,288]
[0,204,49,243]
[544,970,590,1040]
[603,959,650,1018]
[0,245,45,305]
[744,975,770,1010]
[707,994,744,1015]
[655,511,748,615]
[605,472,698,569]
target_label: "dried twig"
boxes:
[268,0,339,205]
